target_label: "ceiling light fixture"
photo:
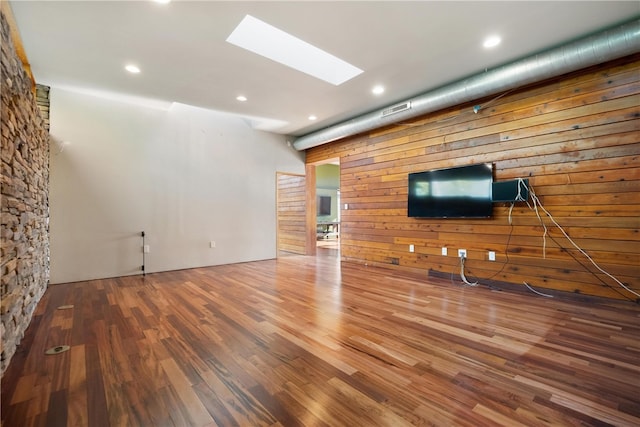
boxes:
[372,85,385,95]
[226,15,363,86]
[152,0,171,4]
[236,95,247,102]
[483,35,501,49]
[125,64,141,74]
[308,115,317,121]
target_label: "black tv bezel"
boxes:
[407,163,493,219]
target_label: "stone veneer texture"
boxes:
[1,10,50,376]
[36,84,50,132]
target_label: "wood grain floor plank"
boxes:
[160,358,217,427]
[84,342,110,427]
[472,403,530,427]
[199,360,276,426]
[67,345,88,427]
[2,250,639,426]
[45,389,67,427]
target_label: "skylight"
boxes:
[226,15,363,86]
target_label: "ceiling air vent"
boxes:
[382,101,411,117]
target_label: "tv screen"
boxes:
[317,196,332,215]
[408,163,493,218]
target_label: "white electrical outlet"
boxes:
[344,203,349,210]
[488,251,496,261]
[441,247,448,256]
[458,249,467,259]
[409,244,415,253]
[143,245,150,253]
[210,241,216,248]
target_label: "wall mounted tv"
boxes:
[408,163,493,218]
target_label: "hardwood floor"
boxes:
[2,252,639,426]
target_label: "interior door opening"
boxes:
[314,160,340,257]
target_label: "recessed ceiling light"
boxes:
[483,35,501,49]
[372,85,385,95]
[125,64,141,74]
[236,95,247,102]
[226,15,363,86]
[308,115,317,121]
[152,0,171,4]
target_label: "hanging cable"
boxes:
[523,281,554,298]
[514,178,528,203]
[522,182,639,299]
[526,186,549,258]
[546,233,635,302]
[446,178,636,300]
[397,88,518,128]
[460,257,479,286]
[141,231,146,277]
[489,178,528,279]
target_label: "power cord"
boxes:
[451,178,637,301]
[486,177,527,282]
[523,282,553,298]
[450,255,480,287]
[523,182,639,300]
[546,232,636,302]
[485,205,515,282]
[396,88,517,128]
[460,256,479,286]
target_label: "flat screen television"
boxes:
[408,163,493,218]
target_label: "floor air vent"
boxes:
[382,101,411,117]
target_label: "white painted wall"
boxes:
[49,87,305,284]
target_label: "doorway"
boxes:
[314,160,340,257]
[276,160,341,258]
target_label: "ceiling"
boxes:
[9,1,639,137]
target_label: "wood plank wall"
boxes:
[306,55,640,302]
[276,173,307,255]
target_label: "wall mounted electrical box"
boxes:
[492,179,529,202]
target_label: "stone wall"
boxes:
[36,84,50,131]
[1,10,50,376]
